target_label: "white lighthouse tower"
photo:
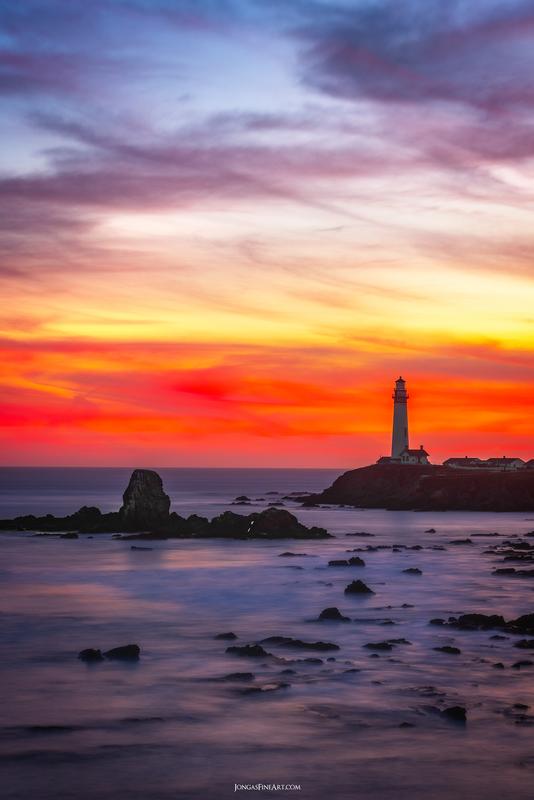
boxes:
[377,376,430,465]
[391,376,409,459]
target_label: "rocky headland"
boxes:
[305,463,534,512]
[0,468,329,539]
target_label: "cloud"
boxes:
[294,0,534,111]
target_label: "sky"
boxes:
[1,0,533,467]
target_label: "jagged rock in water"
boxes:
[344,579,374,595]
[223,672,255,681]
[318,607,350,622]
[119,470,170,531]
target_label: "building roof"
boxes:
[486,457,524,464]
[444,457,482,464]
[402,447,429,456]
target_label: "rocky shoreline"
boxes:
[0,468,329,539]
[305,463,534,512]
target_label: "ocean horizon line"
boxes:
[0,464,349,471]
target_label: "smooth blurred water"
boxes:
[2,469,534,799]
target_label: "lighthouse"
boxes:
[391,376,409,459]
[376,377,430,465]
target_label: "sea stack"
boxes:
[119,469,170,530]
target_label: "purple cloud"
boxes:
[294,0,534,111]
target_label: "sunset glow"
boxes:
[1,1,533,466]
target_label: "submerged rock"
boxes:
[278,552,309,557]
[318,607,350,622]
[239,682,290,695]
[448,613,506,630]
[344,579,374,595]
[119,470,170,531]
[403,567,422,575]
[214,632,238,640]
[259,636,339,651]
[223,672,254,681]
[433,646,461,655]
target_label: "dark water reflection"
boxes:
[2,499,534,799]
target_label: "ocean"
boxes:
[1,467,534,800]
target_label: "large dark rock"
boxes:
[119,470,170,531]
[208,507,329,539]
[450,613,506,630]
[103,644,140,660]
[209,511,251,538]
[245,508,329,539]
[309,462,534,512]
[435,611,534,638]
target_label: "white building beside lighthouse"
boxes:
[377,376,430,465]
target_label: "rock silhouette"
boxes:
[344,580,374,595]
[306,463,534,511]
[120,469,170,530]
[318,607,350,622]
[0,470,329,539]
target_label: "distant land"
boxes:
[306,463,534,512]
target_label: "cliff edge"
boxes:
[310,463,534,511]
